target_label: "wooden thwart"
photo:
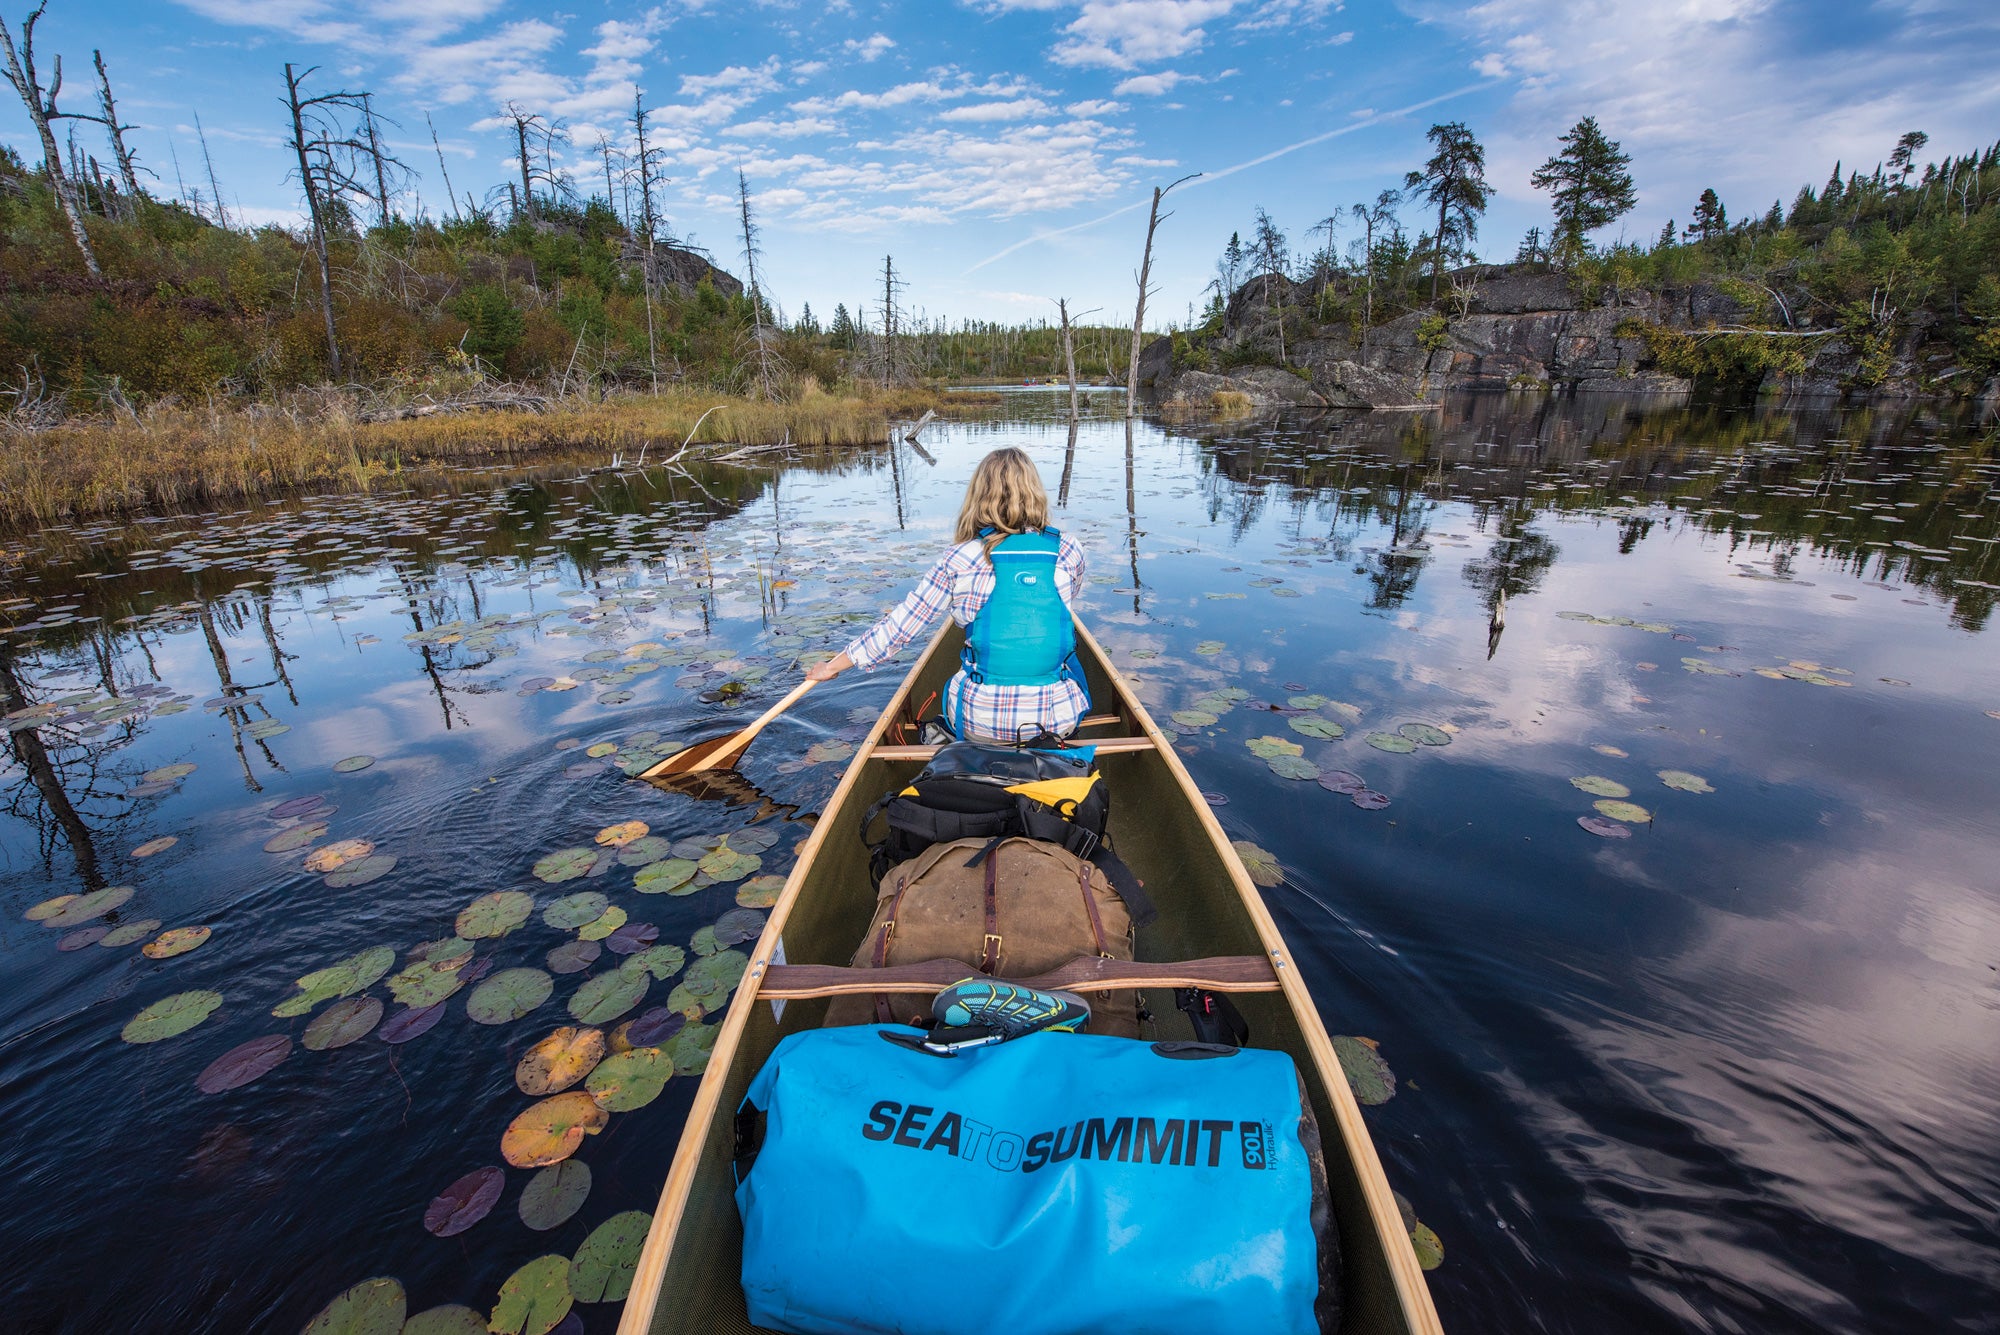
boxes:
[757,953,1280,999]
[870,735,1157,762]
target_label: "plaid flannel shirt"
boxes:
[843,535,1089,744]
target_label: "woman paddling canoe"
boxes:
[805,446,1089,744]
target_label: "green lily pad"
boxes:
[697,848,760,883]
[244,719,290,740]
[585,1047,673,1112]
[1594,799,1653,824]
[41,886,135,929]
[400,1307,487,1335]
[533,847,598,884]
[570,968,649,1025]
[1267,754,1322,781]
[1288,716,1344,740]
[302,1276,405,1335]
[685,949,749,998]
[570,1210,653,1303]
[303,995,384,1050]
[467,968,554,1025]
[1230,841,1282,888]
[387,957,473,1008]
[544,892,610,930]
[1286,694,1328,710]
[1194,640,1225,655]
[624,944,686,982]
[1659,770,1715,793]
[325,853,397,888]
[689,925,721,957]
[264,822,329,854]
[142,762,197,783]
[735,875,785,908]
[519,1161,592,1232]
[1171,710,1219,728]
[1365,732,1417,753]
[331,755,375,773]
[489,1255,573,1335]
[1394,1192,1444,1270]
[1246,735,1304,759]
[275,946,396,1017]
[1331,1035,1395,1105]
[665,984,710,1018]
[616,835,672,866]
[122,989,223,1044]
[1570,776,1631,798]
[663,1021,718,1075]
[633,858,698,894]
[457,890,534,940]
[1398,723,1450,747]
[99,919,163,948]
[576,906,628,942]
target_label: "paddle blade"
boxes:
[641,731,751,778]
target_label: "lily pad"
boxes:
[325,853,397,888]
[1658,770,1715,793]
[400,1306,489,1335]
[195,1034,291,1093]
[604,921,660,955]
[1316,770,1366,795]
[624,944,686,982]
[301,838,372,873]
[728,828,781,854]
[378,1002,447,1044]
[131,836,178,858]
[1331,1035,1395,1105]
[489,1254,573,1335]
[1591,744,1629,758]
[1365,733,1417,753]
[41,886,135,929]
[264,822,329,854]
[59,926,110,950]
[697,848,760,883]
[1194,640,1224,656]
[1246,735,1304,760]
[544,892,609,930]
[688,926,720,958]
[615,836,672,866]
[1577,815,1632,838]
[424,1165,505,1237]
[502,1092,608,1168]
[735,875,785,908]
[303,995,384,1050]
[713,908,767,946]
[1288,716,1345,740]
[1267,754,1322,781]
[142,762,197,783]
[123,989,223,1044]
[547,939,602,974]
[467,968,554,1025]
[99,919,164,948]
[1351,789,1391,810]
[570,1210,652,1303]
[1395,1191,1444,1270]
[584,1047,673,1112]
[143,925,210,959]
[1398,723,1450,747]
[1570,776,1631,798]
[663,1021,719,1075]
[457,890,534,940]
[518,1026,607,1095]
[1170,710,1219,728]
[685,949,750,998]
[533,847,598,883]
[1231,841,1282,888]
[595,820,649,848]
[576,906,629,942]
[624,1007,687,1047]
[332,755,375,773]
[1594,799,1653,824]
[386,956,473,1009]
[569,968,648,1025]
[24,894,77,922]
[633,858,698,894]
[302,1276,405,1335]
[519,1161,592,1232]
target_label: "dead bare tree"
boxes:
[425,112,461,224]
[1125,173,1199,416]
[194,111,226,228]
[630,92,668,392]
[282,62,405,377]
[737,169,775,399]
[90,48,144,216]
[1056,298,1100,423]
[1,3,100,274]
[880,254,902,387]
[359,93,395,226]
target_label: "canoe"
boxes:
[617,618,1444,1335]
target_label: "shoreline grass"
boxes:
[0,386,990,530]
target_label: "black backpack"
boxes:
[859,742,1156,927]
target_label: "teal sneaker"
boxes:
[931,978,1091,1041]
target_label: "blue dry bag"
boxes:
[734,1026,1332,1335]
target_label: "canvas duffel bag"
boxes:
[824,835,1143,1038]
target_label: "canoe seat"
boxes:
[755,953,1280,999]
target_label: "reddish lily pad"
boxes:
[1577,815,1632,838]
[595,820,649,848]
[1317,770,1366,795]
[304,838,375,873]
[517,1026,607,1096]
[519,1161,592,1232]
[378,1002,447,1044]
[1351,789,1391,810]
[303,995,384,1050]
[263,821,328,853]
[59,925,111,950]
[604,921,660,955]
[624,1007,687,1047]
[423,1166,505,1238]
[547,939,602,974]
[195,1034,291,1094]
[502,1092,608,1168]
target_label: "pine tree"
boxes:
[1689,188,1727,242]
[1529,115,1636,264]
[797,301,819,336]
[1822,161,1844,205]
[1762,200,1783,230]
[1515,227,1543,263]
[1655,218,1676,251]
[1888,131,1928,188]
[828,302,856,349]
[1404,121,1491,298]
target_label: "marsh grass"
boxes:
[0,386,983,528]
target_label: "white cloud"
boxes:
[1065,98,1126,116]
[1051,0,1238,69]
[842,33,897,62]
[939,98,1056,122]
[1236,0,1338,31]
[721,116,842,138]
[680,58,785,98]
[1113,70,1190,96]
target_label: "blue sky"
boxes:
[13,0,2000,327]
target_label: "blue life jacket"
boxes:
[961,528,1079,688]
[735,1026,1327,1335]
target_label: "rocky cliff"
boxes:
[1140,264,1989,410]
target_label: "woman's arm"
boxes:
[1057,533,1087,601]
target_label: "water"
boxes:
[2,392,1997,1333]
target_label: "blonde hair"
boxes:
[953,447,1050,551]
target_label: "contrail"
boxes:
[961,80,1498,275]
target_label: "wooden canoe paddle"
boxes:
[640,677,818,778]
